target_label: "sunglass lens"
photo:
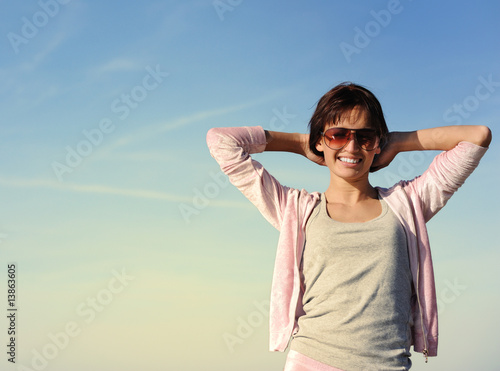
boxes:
[356,130,378,150]
[324,128,349,149]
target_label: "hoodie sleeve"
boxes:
[404,141,488,222]
[206,126,290,230]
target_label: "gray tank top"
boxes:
[291,193,413,371]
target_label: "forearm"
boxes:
[264,130,305,155]
[391,125,492,152]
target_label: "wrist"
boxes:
[265,131,303,154]
[389,131,420,152]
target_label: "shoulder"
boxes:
[296,189,322,219]
[279,188,321,214]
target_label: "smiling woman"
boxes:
[206,82,491,370]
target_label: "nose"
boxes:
[342,131,361,152]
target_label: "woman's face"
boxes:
[315,107,381,182]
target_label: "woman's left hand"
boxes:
[370,132,400,172]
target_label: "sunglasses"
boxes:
[322,127,380,151]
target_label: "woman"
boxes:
[206,82,491,370]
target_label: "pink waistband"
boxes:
[284,350,344,371]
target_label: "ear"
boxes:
[315,140,324,154]
[375,146,381,154]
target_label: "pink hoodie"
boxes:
[206,126,488,360]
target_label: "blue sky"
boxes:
[1,1,499,370]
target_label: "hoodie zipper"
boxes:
[415,260,429,362]
[409,193,429,363]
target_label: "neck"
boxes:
[324,175,377,205]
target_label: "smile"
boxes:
[338,157,361,164]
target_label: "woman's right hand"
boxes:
[299,133,326,166]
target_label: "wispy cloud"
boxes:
[0,177,249,209]
[0,177,187,202]
[19,32,67,72]
[0,32,67,102]
[90,58,144,77]
[16,0,86,72]
[102,88,291,152]
[92,150,176,163]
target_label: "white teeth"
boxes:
[339,157,360,164]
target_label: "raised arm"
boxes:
[264,130,326,166]
[371,125,492,171]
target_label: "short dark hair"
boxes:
[308,82,389,157]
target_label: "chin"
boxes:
[331,165,371,180]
